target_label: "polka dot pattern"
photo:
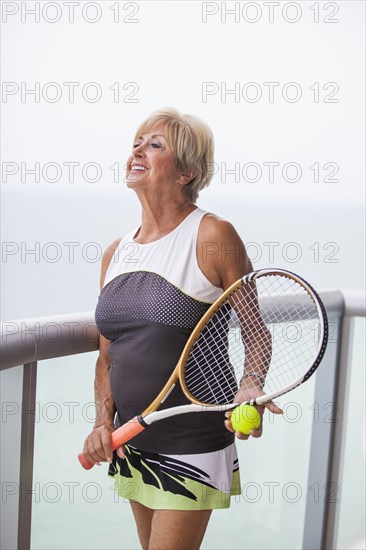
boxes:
[95,271,210,337]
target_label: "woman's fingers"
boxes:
[224,417,251,440]
[265,401,283,415]
[100,428,114,463]
[83,438,103,466]
[83,425,115,465]
[116,445,126,460]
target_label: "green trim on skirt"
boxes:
[108,443,241,510]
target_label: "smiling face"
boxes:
[125,125,186,196]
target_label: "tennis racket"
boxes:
[78,268,328,469]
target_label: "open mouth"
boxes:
[131,165,148,172]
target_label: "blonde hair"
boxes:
[133,107,214,203]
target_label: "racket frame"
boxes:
[177,268,328,407]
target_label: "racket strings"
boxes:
[183,274,320,405]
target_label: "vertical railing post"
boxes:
[323,317,355,549]
[17,362,37,550]
[303,314,344,550]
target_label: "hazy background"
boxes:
[1,1,365,549]
[2,1,365,321]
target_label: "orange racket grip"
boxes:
[78,416,146,470]
[78,453,94,470]
[111,417,145,449]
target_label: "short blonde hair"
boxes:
[133,107,214,203]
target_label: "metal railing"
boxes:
[0,290,365,550]
[1,313,99,550]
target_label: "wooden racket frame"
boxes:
[177,268,327,407]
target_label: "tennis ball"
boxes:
[230,405,261,434]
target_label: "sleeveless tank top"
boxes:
[95,208,235,454]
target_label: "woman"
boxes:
[83,108,282,549]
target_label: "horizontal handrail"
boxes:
[342,289,366,317]
[0,289,364,372]
[0,312,99,371]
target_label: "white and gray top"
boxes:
[95,208,235,454]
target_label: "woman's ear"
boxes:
[179,171,196,186]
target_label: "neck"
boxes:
[134,192,196,243]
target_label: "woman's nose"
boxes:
[132,142,145,156]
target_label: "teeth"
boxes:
[132,166,147,171]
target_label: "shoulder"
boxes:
[100,237,123,289]
[198,212,241,242]
[198,213,246,259]
[197,213,253,291]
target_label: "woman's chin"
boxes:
[125,175,141,188]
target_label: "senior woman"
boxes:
[83,108,282,549]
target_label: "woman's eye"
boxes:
[132,141,162,149]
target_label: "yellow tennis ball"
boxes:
[230,404,261,434]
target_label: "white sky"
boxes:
[1,0,365,318]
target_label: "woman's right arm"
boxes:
[82,238,122,466]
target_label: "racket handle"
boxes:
[78,416,146,470]
[78,453,94,470]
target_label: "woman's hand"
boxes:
[82,423,126,465]
[224,385,283,440]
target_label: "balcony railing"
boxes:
[1,290,365,550]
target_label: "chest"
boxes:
[95,271,210,333]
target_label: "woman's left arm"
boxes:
[197,214,283,440]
